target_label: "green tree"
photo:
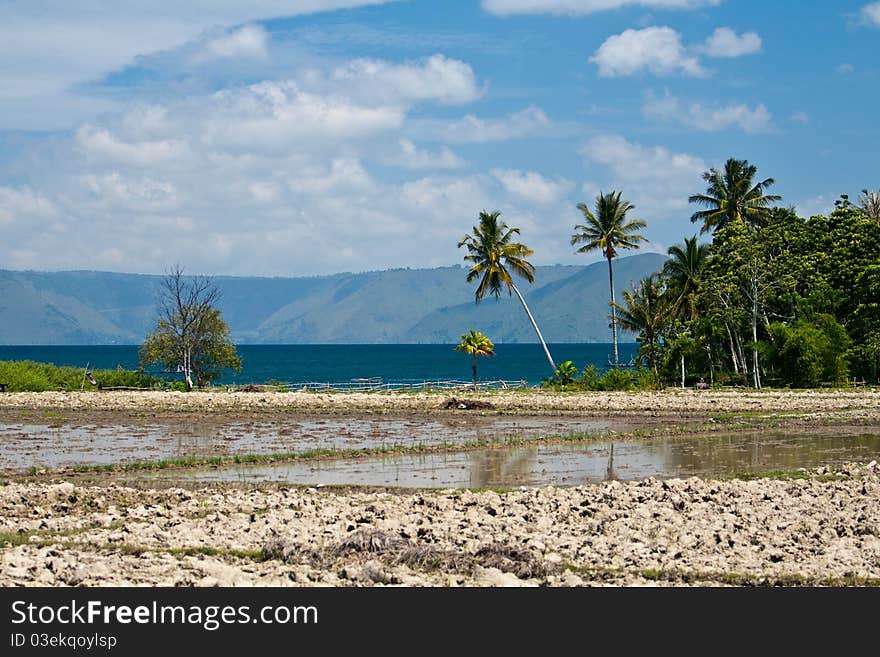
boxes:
[688,158,781,234]
[858,189,880,221]
[454,330,495,388]
[139,268,241,390]
[458,211,556,372]
[571,191,647,366]
[613,275,668,377]
[663,236,710,386]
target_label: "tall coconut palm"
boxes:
[458,211,556,372]
[571,191,647,366]
[663,235,710,387]
[859,189,880,220]
[455,330,495,388]
[689,158,781,234]
[613,275,668,377]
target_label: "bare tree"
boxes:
[140,266,238,391]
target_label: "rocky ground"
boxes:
[2,462,879,587]
[1,388,879,418]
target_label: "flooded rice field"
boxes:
[138,430,880,488]
[0,415,616,471]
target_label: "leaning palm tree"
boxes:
[858,189,880,220]
[663,235,710,387]
[613,274,668,377]
[455,330,495,389]
[458,211,556,372]
[571,191,647,366]
[689,158,781,234]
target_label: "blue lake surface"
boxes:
[0,343,638,386]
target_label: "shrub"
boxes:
[0,360,160,392]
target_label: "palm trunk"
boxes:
[751,295,761,389]
[707,343,715,386]
[725,323,739,375]
[511,282,556,373]
[472,354,477,390]
[607,256,619,366]
[680,353,686,389]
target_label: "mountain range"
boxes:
[0,253,667,344]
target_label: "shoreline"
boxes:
[2,388,880,417]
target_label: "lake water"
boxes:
[0,343,637,386]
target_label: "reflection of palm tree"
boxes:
[469,448,536,488]
[605,443,618,481]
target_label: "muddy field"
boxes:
[2,462,879,587]
[2,388,879,417]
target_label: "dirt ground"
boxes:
[1,387,879,418]
[2,389,879,586]
[2,462,879,587]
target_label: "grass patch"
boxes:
[0,360,160,392]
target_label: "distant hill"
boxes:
[0,253,667,344]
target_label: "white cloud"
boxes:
[80,173,178,211]
[0,1,399,130]
[289,158,375,195]
[332,55,482,106]
[789,111,809,125]
[0,186,57,225]
[76,126,190,166]
[202,81,405,152]
[698,27,761,57]
[385,140,465,170]
[580,134,707,213]
[427,106,552,143]
[861,2,880,27]
[836,63,855,74]
[492,169,574,205]
[643,92,772,133]
[481,0,719,16]
[191,25,269,63]
[591,27,707,77]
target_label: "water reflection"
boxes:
[143,430,880,489]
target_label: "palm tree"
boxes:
[858,189,880,220]
[613,275,668,377]
[455,330,495,388]
[458,211,556,372]
[663,235,710,387]
[689,158,781,234]
[571,191,647,366]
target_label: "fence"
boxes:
[230,378,529,392]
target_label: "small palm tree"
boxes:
[553,360,579,385]
[663,235,710,387]
[663,235,710,323]
[858,189,880,220]
[613,275,668,377]
[455,330,495,388]
[688,158,781,234]
[571,191,647,366]
[458,211,556,372]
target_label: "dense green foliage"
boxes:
[0,360,159,392]
[544,159,878,390]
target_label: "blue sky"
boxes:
[0,0,877,276]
